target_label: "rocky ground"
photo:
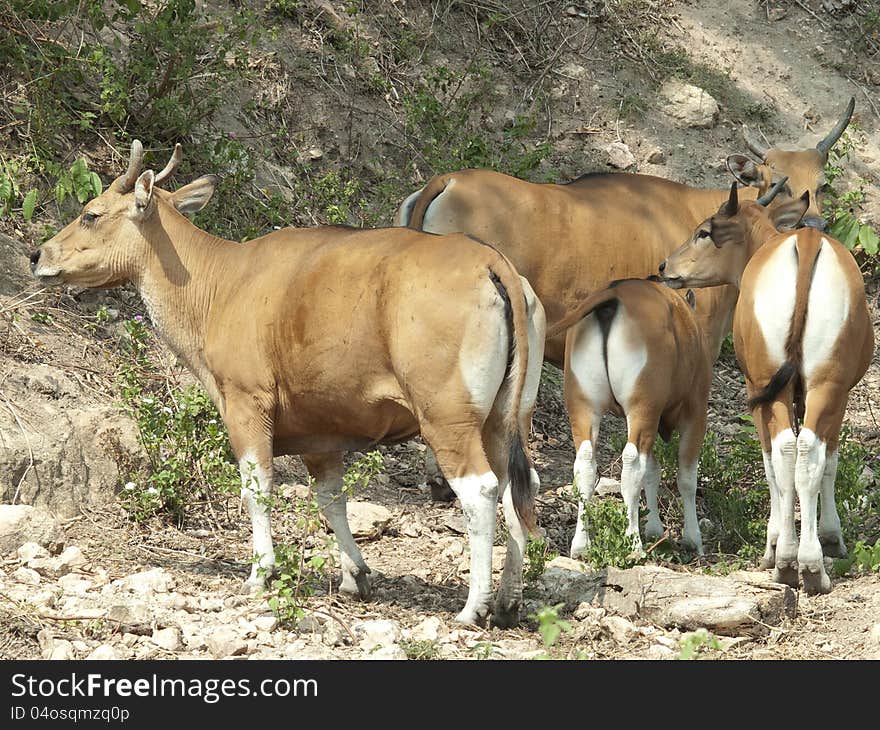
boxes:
[1,0,880,660]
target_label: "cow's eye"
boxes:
[82,212,100,224]
[697,229,711,239]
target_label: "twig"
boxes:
[791,0,830,28]
[311,608,356,643]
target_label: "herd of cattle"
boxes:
[28,97,874,627]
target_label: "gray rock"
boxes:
[58,545,87,570]
[0,505,65,556]
[595,477,621,496]
[606,141,636,169]
[107,602,151,625]
[559,62,588,81]
[12,566,41,585]
[86,644,120,660]
[17,542,49,562]
[363,645,407,660]
[151,627,183,652]
[659,81,719,128]
[115,568,175,594]
[57,574,93,595]
[346,502,392,540]
[352,619,402,651]
[409,616,445,643]
[538,556,604,607]
[206,627,249,658]
[0,406,145,518]
[601,615,639,644]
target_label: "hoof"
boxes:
[801,567,831,595]
[340,567,373,601]
[241,578,266,595]
[758,555,775,570]
[820,534,847,558]
[773,561,800,589]
[491,597,521,629]
[429,479,456,502]
[454,607,490,628]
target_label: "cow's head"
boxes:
[725,97,854,231]
[659,179,810,289]
[30,140,216,288]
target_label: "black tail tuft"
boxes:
[747,361,797,409]
[508,432,535,531]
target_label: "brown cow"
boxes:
[29,141,547,627]
[660,183,874,593]
[548,280,712,558]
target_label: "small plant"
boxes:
[581,497,645,569]
[833,539,880,578]
[532,603,572,650]
[677,628,722,660]
[342,450,385,496]
[400,639,440,660]
[471,641,500,660]
[52,158,103,209]
[524,536,557,584]
[263,541,328,626]
[116,316,240,524]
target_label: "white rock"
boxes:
[606,141,636,169]
[86,644,120,660]
[254,615,279,632]
[17,542,49,562]
[595,477,620,496]
[57,574,93,595]
[58,545,87,570]
[151,627,183,652]
[180,622,207,650]
[409,616,444,643]
[346,502,392,539]
[27,556,70,578]
[601,615,639,644]
[647,644,676,659]
[353,619,402,651]
[442,539,464,559]
[115,568,175,594]
[868,623,880,647]
[13,566,41,585]
[206,627,249,658]
[0,505,65,556]
[49,640,75,660]
[659,80,719,128]
[107,602,151,625]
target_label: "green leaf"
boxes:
[22,190,37,222]
[858,225,879,256]
[90,171,103,196]
[831,215,860,250]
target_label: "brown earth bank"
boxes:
[1,0,879,660]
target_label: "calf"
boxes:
[660,183,874,593]
[549,279,712,558]
[29,140,547,626]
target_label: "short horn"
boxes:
[114,139,145,193]
[725,181,739,215]
[154,143,182,186]
[742,125,769,159]
[756,176,789,206]
[816,96,855,155]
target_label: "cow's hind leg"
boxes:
[620,410,661,554]
[425,426,499,626]
[302,452,372,600]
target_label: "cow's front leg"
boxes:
[225,396,277,592]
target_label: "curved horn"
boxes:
[725,181,739,215]
[816,96,855,155]
[742,125,769,159]
[756,176,789,206]
[154,143,182,186]
[113,139,145,192]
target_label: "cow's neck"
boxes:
[134,205,232,403]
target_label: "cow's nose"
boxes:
[29,250,41,272]
[658,260,667,273]
[801,216,829,232]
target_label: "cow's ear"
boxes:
[132,170,155,219]
[170,175,218,215]
[726,154,766,188]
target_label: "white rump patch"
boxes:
[753,235,798,370]
[802,240,849,384]
[422,178,459,234]
[605,306,647,412]
[569,314,613,413]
